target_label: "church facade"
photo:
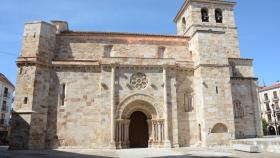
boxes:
[10,0,263,150]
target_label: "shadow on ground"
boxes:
[152,156,236,158]
[0,146,115,158]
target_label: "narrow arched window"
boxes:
[201,8,209,22]
[181,17,186,32]
[215,8,223,23]
[184,92,193,112]
[233,100,244,119]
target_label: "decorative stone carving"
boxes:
[130,72,148,90]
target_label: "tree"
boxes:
[262,119,268,135]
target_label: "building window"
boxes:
[264,93,269,101]
[184,92,193,112]
[233,100,244,119]
[198,124,202,141]
[277,114,280,121]
[273,91,278,99]
[266,103,270,111]
[215,8,223,23]
[275,102,280,110]
[60,83,66,106]
[181,17,186,32]
[3,87,8,97]
[24,97,28,104]
[0,114,4,125]
[216,86,219,94]
[158,47,166,58]
[104,45,113,58]
[2,101,6,111]
[130,73,148,90]
[268,114,272,122]
[201,8,209,22]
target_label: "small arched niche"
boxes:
[211,123,228,133]
[181,17,186,32]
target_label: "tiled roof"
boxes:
[0,73,15,89]
[259,83,280,92]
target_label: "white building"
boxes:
[259,82,280,135]
[0,73,14,142]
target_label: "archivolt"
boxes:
[116,93,163,119]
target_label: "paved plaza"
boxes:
[0,146,279,158]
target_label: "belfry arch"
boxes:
[115,93,166,149]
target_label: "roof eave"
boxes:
[59,31,189,39]
[259,84,280,92]
[0,73,15,89]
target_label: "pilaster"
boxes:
[163,66,171,147]
[110,63,117,148]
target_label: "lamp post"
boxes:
[271,104,279,136]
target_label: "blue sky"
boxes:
[0,0,279,86]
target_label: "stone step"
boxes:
[232,144,259,153]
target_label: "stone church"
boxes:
[10,0,263,150]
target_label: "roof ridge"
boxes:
[60,31,189,39]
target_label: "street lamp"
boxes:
[271,104,279,136]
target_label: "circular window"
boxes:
[130,73,148,90]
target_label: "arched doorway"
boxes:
[115,94,165,149]
[268,126,276,135]
[129,111,149,148]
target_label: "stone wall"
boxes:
[231,79,263,138]
[176,70,198,147]
[45,65,185,149]
[46,69,112,148]
[10,21,56,149]
[195,66,235,146]
[55,33,190,61]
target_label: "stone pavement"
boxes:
[0,146,279,158]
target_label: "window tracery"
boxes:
[130,73,148,90]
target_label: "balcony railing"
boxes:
[3,94,12,99]
[265,109,272,114]
[273,97,279,102]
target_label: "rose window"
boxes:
[130,73,148,90]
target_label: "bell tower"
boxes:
[174,0,241,146]
[175,0,240,64]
